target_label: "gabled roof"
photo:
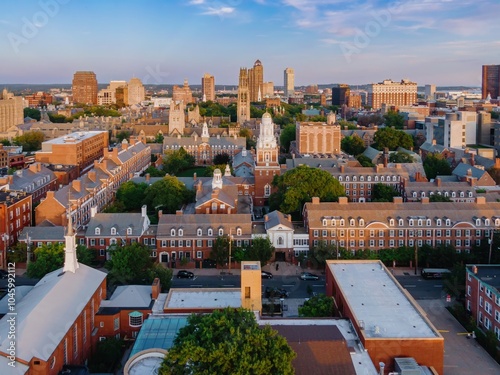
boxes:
[100,285,153,309]
[18,226,65,242]
[0,264,106,362]
[265,210,294,231]
[85,212,149,237]
[452,163,487,179]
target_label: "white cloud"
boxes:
[189,0,205,4]
[202,6,235,16]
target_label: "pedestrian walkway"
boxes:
[189,261,308,277]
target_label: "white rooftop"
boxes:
[165,288,241,310]
[100,285,152,309]
[0,286,33,314]
[43,130,107,145]
[328,261,438,338]
[0,356,28,374]
[0,264,106,362]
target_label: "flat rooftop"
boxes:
[164,288,241,310]
[328,261,439,339]
[467,265,500,290]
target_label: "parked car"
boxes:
[177,270,194,279]
[299,272,320,281]
[265,287,289,299]
[261,271,273,279]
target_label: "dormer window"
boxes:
[219,228,224,236]
[322,219,327,226]
[476,219,481,226]
[237,228,242,236]
[409,219,414,226]
[127,228,132,235]
[446,219,451,226]
[485,219,490,226]
[359,219,365,226]
[197,228,202,236]
[349,219,355,226]
[389,219,395,227]
[178,229,183,236]
[208,228,213,236]
[95,228,100,235]
[367,176,371,182]
[426,219,431,226]
[111,228,116,235]
[171,228,176,236]
[495,219,500,227]
[399,219,404,226]
[340,219,345,226]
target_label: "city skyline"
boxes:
[1,0,499,86]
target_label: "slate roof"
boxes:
[85,212,149,237]
[452,163,488,179]
[265,210,294,231]
[18,226,65,242]
[100,285,153,309]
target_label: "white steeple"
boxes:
[201,122,210,139]
[63,208,79,274]
[258,87,262,102]
[257,113,277,150]
[224,164,231,176]
[212,168,223,189]
[202,93,207,102]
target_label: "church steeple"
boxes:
[63,207,79,274]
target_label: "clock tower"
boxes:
[254,113,280,206]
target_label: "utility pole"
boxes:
[228,228,233,275]
[488,229,494,264]
[414,242,418,275]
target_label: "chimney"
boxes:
[393,196,403,204]
[91,206,98,218]
[152,278,160,300]
[340,165,345,173]
[264,215,269,222]
[146,173,150,182]
[432,139,436,145]
[436,177,441,187]
[88,170,96,181]
[338,196,348,205]
[141,205,147,217]
[176,210,183,215]
[472,265,478,274]
[476,196,486,205]
[72,179,81,192]
[421,197,430,204]
[158,210,163,217]
[193,172,197,181]
[470,153,475,166]
[287,214,292,222]
[311,197,320,205]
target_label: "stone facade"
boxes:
[367,79,417,109]
[0,89,24,132]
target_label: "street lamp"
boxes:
[228,228,233,275]
[1,233,9,269]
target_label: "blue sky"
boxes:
[0,0,499,86]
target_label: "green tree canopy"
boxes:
[115,181,149,211]
[299,294,334,317]
[244,237,274,266]
[389,151,414,163]
[280,124,296,153]
[163,147,195,175]
[341,135,365,156]
[210,236,230,267]
[213,152,231,165]
[356,113,383,127]
[383,110,405,129]
[143,176,194,214]
[142,165,167,177]
[13,131,45,151]
[373,127,413,150]
[106,243,152,284]
[23,107,41,121]
[270,165,345,214]
[423,153,452,179]
[160,308,295,375]
[429,194,452,202]
[204,164,232,177]
[372,183,400,202]
[356,154,375,167]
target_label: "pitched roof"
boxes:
[452,163,487,179]
[100,285,153,309]
[157,214,252,236]
[265,210,294,230]
[85,212,149,237]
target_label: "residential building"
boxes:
[0,191,32,269]
[325,260,444,374]
[262,81,274,98]
[425,112,477,149]
[0,89,24,132]
[0,220,107,374]
[72,71,98,105]
[128,77,145,105]
[284,68,295,98]
[295,113,341,157]
[24,91,53,107]
[249,60,264,102]
[201,73,215,102]
[35,131,110,175]
[305,85,319,94]
[331,84,350,107]
[452,163,497,186]
[172,79,194,104]
[303,196,500,253]
[0,145,8,168]
[403,177,477,203]
[482,65,500,100]
[367,79,417,109]
[465,265,500,341]
[237,68,251,124]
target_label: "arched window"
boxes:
[208,228,213,236]
[436,219,442,226]
[451,192,456,198]
[367,176,371,181]
[399,219,404,226]
[345,176,350,182]
[352,176,357,181]
[409,219,414,226]
[476,218,481,226]
[426,219,431,226]
[264,184,271,197]
[178,229,183,237]
[350,219,355,226]
[374,176,379,182]
[359,219,365,226]
[389,219,395,226]
[197,228,202,236]
[496,219,500,227]
[340,219,345,226]
[360,176,364,181]
[322,219,327,226]
[468,191,473,197]
[338,176,343,182]
[381,176,385,182]
[237,228,242,236]
[111,227,116,235]
[277,237,284,245]
[444,191,449,197]
[485,219,490,226]
[412,192,417,198]
[446,219,451,226]
[127,228,132,235]
[460,191,464,197]
[418,219,423,226]
[393,176,397,181]
[171,228,176,236]
[219,228,224,236]
[421,192,425,197]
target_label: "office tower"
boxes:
[482,65,500,100]
[262,82,274,98]
[72,71,98,105]
[172,79,194,104]
[284,68,295,98]
[237,68,250,124]
[202,73,215,102]
[424,84,436,100]
[0,89,24,132]
[128,77,145,105]
[249,60,264,102]
[331,84,350,106]
[367,79,417,109]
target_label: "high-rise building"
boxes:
[168,100,186,136]
[262,82,274,98]
[172,79,194,104]
[72,71,98,105]
[202,73,215,102]
[128,77,145,105]
[331,84,350,106]
[482,65,500,100]
[367,79,417,109]
[248,60,264,102]
[284,68,295,98]
[97,80,127,106]
[0,89,24,132]
[424,84,436,100]
[237,68,250,124]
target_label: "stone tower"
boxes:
[168,100,186,136]
[249,60,264,102]
[237,68,250,124]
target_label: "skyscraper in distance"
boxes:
[331,84,350,106]
[72,71,98,105]
[482,65,500,100]
[237,68,250,124]
[284,68,294,98]
[249,60,264,102]
[202,73,215,102]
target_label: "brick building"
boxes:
[72,71,98,105]
[367,79,417,110]
[0,89,24,132]
[482,65,500,100]
[201,73,215,102]
[172,79,194,104]
[296,115,341,157]
[24,92,53,107]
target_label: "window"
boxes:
[370,230,375,237]
[398,230,404,237]
[208,228,213,236]
[73,324,78,359]
[378,230,384,238]
[409,219,414,226]
[129,312,143,327]
[197,240,202,247]
[127,228,132,235]
[378,240,384,247]
[495,310,500,323]
[197,251,202,258]
[389,219,394,226]
[467,285,471,296]
[83,312,87,344]
[350,219,355,226]
[219,228,224,236]
[95,228,100,235]
[197,228,202,236]
[399,219,404,226]
[359,219,365,226]
[485,301,492,315]
[322,230,327,237]
[480,296,484,307]
[64,338,68,364]
[178,229,183,236]
[485,317,491,329]
[171,228,176,236]
[313,230,319,237]
[369,240,375,247]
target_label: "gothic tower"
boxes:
[237,68,250,124]
[254,113,280,206]
[249,60,264,102]
[168,100,186,136]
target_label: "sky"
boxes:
[0,0,499,86]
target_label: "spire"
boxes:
[63,205,79,274]
[224,164,231,176]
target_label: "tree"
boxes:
[389,151,414,163]
[239,127,256,150]
[383,110,405,129]
[48,113,69,123]
[88,337,124,373]
[0,139,11,146]
[372,183,400,202]
[341,135,365,156]
[210,236,230,267]
[77,245,96,266]
[270,165,345,214]
[105,243,153,285]
[116,131,130,142]
[309,241,337,267]
[429,194,452,202]
[24,107,41,121]
[142,165,166,177]
[423,153,452,179]
[244,237,274,266]
[357,113,383,127]
[356,154,374,167]
[280,124,296,153]
[160,308,295,375]
[213,152,230,165]
[115,181,149,211]
[163,147,195,175]
[147,264,173,292]
[299,294,334,317]
[142,176,194,214]
[7,242,27,263]
[13,131,45,151]
[373,127,413,150]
